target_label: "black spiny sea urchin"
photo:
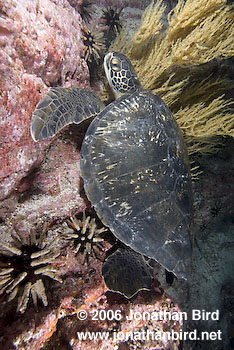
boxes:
[61,211,107,264]
[68,0,94,22]
[79,0,94,22]
[101,6,124,49]
[101,6,123,34]
[0,226,62,313]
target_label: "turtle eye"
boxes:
[111,58,121,71]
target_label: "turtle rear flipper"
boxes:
[31,87,104,141]
[102,247,153,298]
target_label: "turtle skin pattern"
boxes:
[81,88,192,279]
[31,87,104,141]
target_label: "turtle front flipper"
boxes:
[30,87,104,141]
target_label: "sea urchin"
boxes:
[81,26,106,63]
[61,211,107,264]
[101,6,123,34]
[68,0,94,23]
[0,226,62,313]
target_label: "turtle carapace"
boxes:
[30,51,193,279]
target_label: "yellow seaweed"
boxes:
[108,0,234,157]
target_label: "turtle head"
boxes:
[104,51,140,98]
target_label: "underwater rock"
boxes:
[156,137,234,350]
[183,218,234,350]
[0,0,89,206]
[11,137,87,228]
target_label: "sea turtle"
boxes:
[31,51,192,279]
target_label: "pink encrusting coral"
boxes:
[12,137,87,228]
[0,0,90,205]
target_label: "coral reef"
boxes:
[1,0,234,349]
[109,0,234,156]
[0,216,184,350]
[0,0,146,210]
[6,136,87,230]
[0,0,89,205]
